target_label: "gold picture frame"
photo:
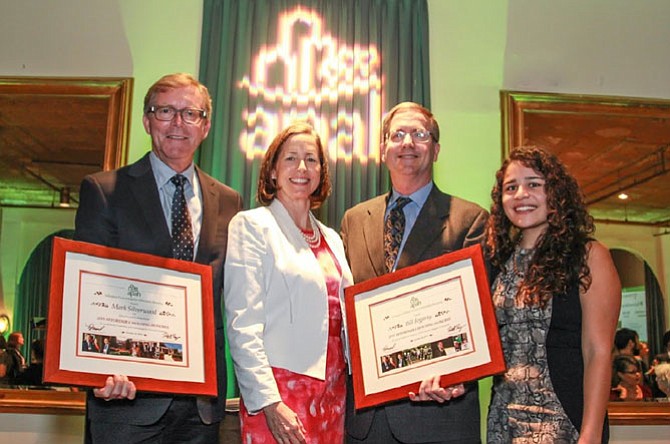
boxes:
[0,76,132,414]
[501,90,670,226]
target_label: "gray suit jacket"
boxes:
[340,184,488,443]
[74,153,242,425]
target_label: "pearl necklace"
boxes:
[300,213,321,248]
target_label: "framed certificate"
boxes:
[44,237,217,396]
[344,245,505,409]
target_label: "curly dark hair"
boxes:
[485,145,594,306]
[256,121,331,209]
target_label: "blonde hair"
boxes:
[143,73,212,118]
[382,102,440,143]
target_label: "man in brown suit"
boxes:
[340,102,488,443]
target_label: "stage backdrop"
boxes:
[198,0,431,228]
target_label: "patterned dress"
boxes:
[487,248,579,443]
[239,233,346,443]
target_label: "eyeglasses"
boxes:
[387,129,434,143]
[147,105,207,124]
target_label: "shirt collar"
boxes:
[149,151,196,188]
[388,181,433,209]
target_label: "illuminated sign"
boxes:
[239,7,383,164]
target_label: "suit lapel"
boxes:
[195,167,219,265]
[128,154,172,253]
[363,195,388,277]
[397,187,451,270]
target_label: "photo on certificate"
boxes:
[344,245,505,409]
[44,237,217,396]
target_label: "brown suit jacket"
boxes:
[74,153,242,426]
[340,184,488,443]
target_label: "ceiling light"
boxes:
[618,193,629,200]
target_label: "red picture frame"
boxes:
[344,245,505,409]
[44,237,217,396]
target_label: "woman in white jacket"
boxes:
[224,122,353,443]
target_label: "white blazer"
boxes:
[224,199,354,412]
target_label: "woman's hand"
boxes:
[611,384,627,400]
[263,401,307,444]
[408,375,466,403]
[93,375,137,401]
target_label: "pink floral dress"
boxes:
[239,233,346,443]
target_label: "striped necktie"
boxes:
[384,197,411,272]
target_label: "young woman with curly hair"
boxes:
[485,146,621,443]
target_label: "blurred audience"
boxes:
[610,355,652,401]
[638,340,651,368]
[646,329,670,398]
[0,335,6,382]
[613,328,653,386]
[15,339,44,386]
[652,330,670,365]
[0,332,27,383]
[653,362,670,398]
[613,327,641,357]
[612,327,670,398]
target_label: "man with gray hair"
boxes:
[75,73,242,443]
